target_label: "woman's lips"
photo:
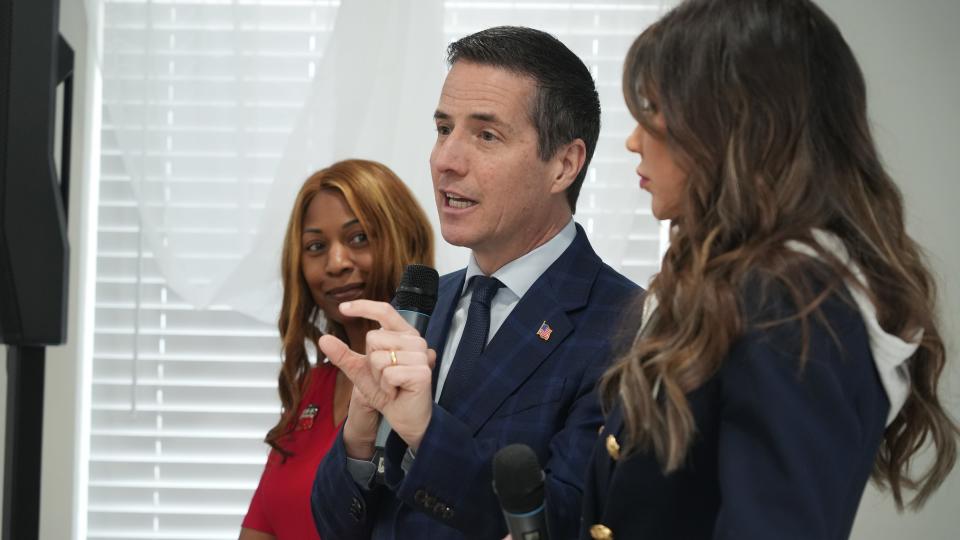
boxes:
[639,175,651,189]
[326,283,365,302]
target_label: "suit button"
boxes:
[605,434,620,461]
[590,523,613,539]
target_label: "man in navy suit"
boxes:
[311,26,639,539]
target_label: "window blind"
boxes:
[87,1,672,538]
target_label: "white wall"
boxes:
[39,0,95,538]
[824,0,960,537]
[1,0,958,538]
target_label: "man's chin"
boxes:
[439,226,478,249]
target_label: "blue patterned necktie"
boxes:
[439,275,504,408]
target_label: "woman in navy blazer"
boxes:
[581,1,959,538]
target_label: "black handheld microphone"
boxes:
[392,264,439,335]
[372,264,439,479]
[493,444,550,540]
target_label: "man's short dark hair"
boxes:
[447,26,601,213]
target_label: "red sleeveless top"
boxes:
[242,365,342,539]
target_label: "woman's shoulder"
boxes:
[726,265,883,413]
[738,257,847,316]
[302,362,338,397]
[734,264,866,352]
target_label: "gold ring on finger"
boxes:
[390,350,399,366]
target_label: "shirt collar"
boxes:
[462,219,577,299]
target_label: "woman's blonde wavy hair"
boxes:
[601,0,957,509]
[266,159,434,455]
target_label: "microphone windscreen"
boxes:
[394,264,439,315]
[493,444,545,514]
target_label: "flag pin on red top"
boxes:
[296,404,319,431]
[536,321,553,341]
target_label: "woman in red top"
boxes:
[240,159,435,540]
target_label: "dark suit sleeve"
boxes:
[384,359,606,539]
[311,428,384,540]
[713,307,882,539]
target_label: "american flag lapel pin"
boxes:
[536,321,553,341]
[296,404,319,431]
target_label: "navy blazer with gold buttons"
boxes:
[580,282,890,540]
[311,225,639,540]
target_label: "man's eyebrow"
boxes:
[469,112,501,124]
[433,110,506,126]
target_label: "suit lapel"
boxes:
[449,285,573,433]
[427,270,465,393]
[445,226,603,434]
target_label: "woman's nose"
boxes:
[325,242,353,275]
[625,124,645,155]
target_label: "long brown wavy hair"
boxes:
[266,159,434,455]
[601,0,958,509]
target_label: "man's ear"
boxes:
[549,139,587,195]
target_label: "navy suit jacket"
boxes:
[580,278,890,540]
[312,225,639,539]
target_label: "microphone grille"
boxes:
[492,444,545,514]
[393,264,439,315]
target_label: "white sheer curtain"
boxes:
[99,0,451,326]
[85,1,674,538]
[202,0,456,322]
